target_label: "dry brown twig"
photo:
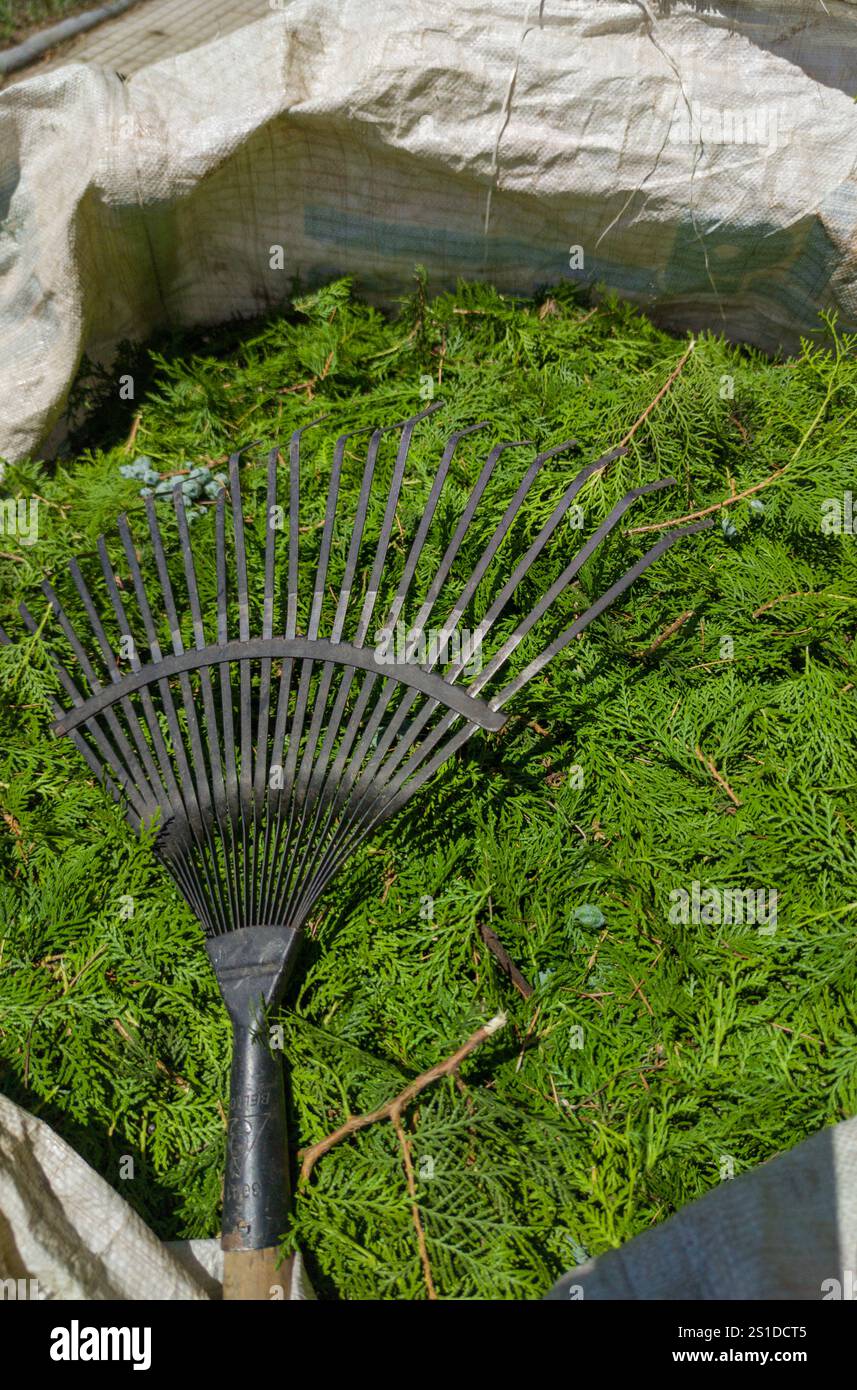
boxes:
[1,808,28,860]
[752,590,856,619]
[618,338,696,449]
[585,337,694,487]
[124,412,142,452]
[391,1112,437,1300]
[299,1012,507,1184]
[694,745,742,807]
[624,465,786,537]
[478,920,534,998]
[514,1004,542,1073]
[634,609,694,659]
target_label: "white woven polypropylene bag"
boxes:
[0,1091,313,1299]
[2,0,857,462]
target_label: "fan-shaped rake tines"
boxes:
[6,404,711,1296]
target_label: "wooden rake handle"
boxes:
[223,1248,294,1301]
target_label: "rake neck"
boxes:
[205,924,301,1300]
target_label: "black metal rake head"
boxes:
[4,402,710,1295]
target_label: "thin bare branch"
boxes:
[299,1013,507,1184]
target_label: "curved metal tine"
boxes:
[251,446,281,920]
[271,657,368,925]
[470,475,676,695]
[444,446,629,686]
[214,487,243,932]
[321,715,491,909]
[173,489,235,936]
[335,437,582,820]
[351,435,546,782]
[118,512,200,816]
[290,704,478,928]
[352,400,444,648]
[383,420,491,634]
[215,436,266,928]
[150,491,216,818]
[149,488,228,933]
[269,405,434,924]
[276,403,447,923]
[492,517,716,708]
[72,551,170,813]
[301,650,488,913]
[276,433,528,920]
[95,536,183,821]
[276,421,491,923]
[261,418,329,849]
[280,416,379,836]
[16,602,142,824]
[320,436,531,812]
[40,576,156,818]
[296,402,447,801]
[295,720,481,928]
[392,435,586,751]
[304,601,547,912]
[288,703,468,927]
[358,454,658,810]
[218,439,269,928]
[173,497,228,813]
[398,436,536,663]
[311,509,711,895]
[159,836,214,931]
[261,423,352,922]
[173,850,219,936]
[275,404,447,923]
[118,510,219,922]
[312,419,496,799]
[267,417,329,782]
[227,449,254,928]
[337,435,558,826]
[387,718,477,810]
[261,417,373,922]
[305,691,465,910]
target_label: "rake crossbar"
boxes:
[4,404,711,1296]
[50,639,507,736]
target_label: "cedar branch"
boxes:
[617,338,696,449]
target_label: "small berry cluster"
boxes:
[119,456,228,522]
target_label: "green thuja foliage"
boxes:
[0,1,82,44]
[0,277,855,1299]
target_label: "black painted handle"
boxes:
[223,1021,290,1251]
[205,924,301,1256]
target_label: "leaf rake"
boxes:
[2,402,710,1297]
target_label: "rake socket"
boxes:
[206,925,300,1297]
